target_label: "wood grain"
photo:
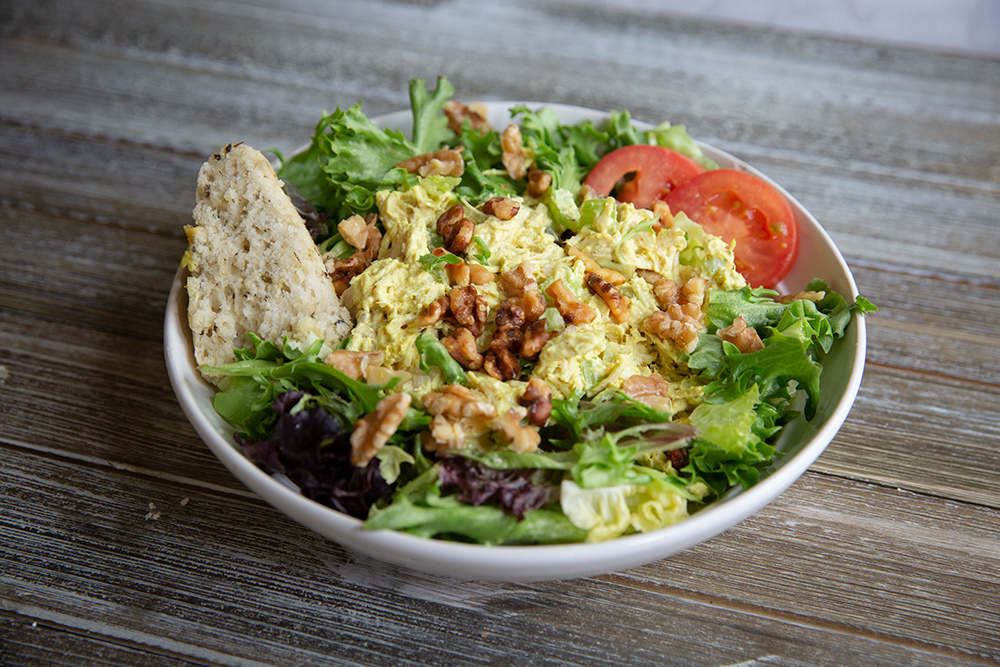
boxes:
[2,0,999,664]
[3,450,996,665]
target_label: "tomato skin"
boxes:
[663,169,799,288]
[583,144,706,209]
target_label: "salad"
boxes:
[197,77,874,545]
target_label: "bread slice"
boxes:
[185,143,352,379]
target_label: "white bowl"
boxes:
[164,102,866,582]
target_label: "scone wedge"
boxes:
[185,143,351,381]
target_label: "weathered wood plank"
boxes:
[2,449,995,665]
[0,611,203,667]
[3,0,998,181]
[854,262,1000,384]
[0,122,201,234]
[616,474,1000,662]
[816,363,1000,507]
[0,38,407,157]
[2,0,999,664]
[2,42,997,284]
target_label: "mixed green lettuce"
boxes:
[275,76,716,233]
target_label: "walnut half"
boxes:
[444,100,490,135]
[397,147,465,178]
[501,124,529,180]
[350,393,411,466]
[645,303,702,353]
[623,373,671,412]
[494,408,541,453]
[586,272,630,323]
[717,316,764,353]
[519,378,553,427]
[324,350,385,381]
[436,204,475,254]
[545,279,597,325]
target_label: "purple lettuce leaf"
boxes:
[237,391,390,519]
[437,456,561,520]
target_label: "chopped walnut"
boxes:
[413,296,449,327]
[717,316,765,353]
[449,285,488,336]
[499,261,537,297]
[501,124,530,180]
[324,350,385,381]
[349,392,411,466]
[325,217,381,295]
[586,272,631,323]
[780,290,826,304]
[545,279,598,325]
[653,276,706,313]
[651,200,673,230]
[422,384,496,420]
[636,268,663,284]
[495,289,545,333]
[436,204,475,254]
[652,277,679,308]
[645,303,702,353]
[518,289,547,323]
[422,415,466,452]
[526,169,552,197]
[397,147,465,178]
[467,263,494,285]
[337,214,369,249]
[444,100,491,134]
[494,408,541,453]
[494,298,526,333]
[578,183,599,201]
[483,336,521,381]
[565,246,626,285]
[446,260,470,285]
[482,196,520,220]
[678,277,706,310]
[680,301,702,322]
[623,373,672,412]
[326,253,366,295]
[445,261,494,286]
[520,319,557,359]
[441,326,484,371]
[519,378,553,427]
[493,325,523,353]
[436,204,463,230]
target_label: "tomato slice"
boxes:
[663,169,799,288]
[583,144,706,209]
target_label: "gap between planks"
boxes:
[1,603,275,667]
[0,437,258,503]
[596,573,1000,667]
[865,358,1000,391]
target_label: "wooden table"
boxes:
[3,1,999,664]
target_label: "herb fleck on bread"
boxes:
[185,143,351,379]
